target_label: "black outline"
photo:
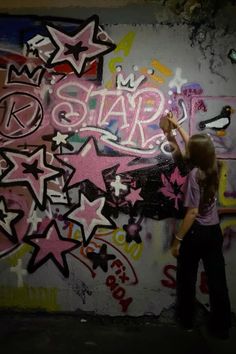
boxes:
[6,64,46,87]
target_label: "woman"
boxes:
[164,112,231,339]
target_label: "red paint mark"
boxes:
[105,275,133,312]
[161,264,177,289]
[199,271,209,294]
[95,236,138,285]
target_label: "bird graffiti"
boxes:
[198,105,234,136]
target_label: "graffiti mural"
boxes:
[191,96,236,158]
[0,15,236,316]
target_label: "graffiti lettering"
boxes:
[51,79,165,153]
[161,265,209,294]
[112,228,143,260]
[106,274,133,312]
[108,32,136,74]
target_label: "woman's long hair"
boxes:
[186,134,219,204]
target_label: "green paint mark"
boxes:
[89,98,97,109]
[68,134,87,143]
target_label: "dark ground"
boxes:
[0,305,235,354]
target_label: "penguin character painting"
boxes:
[198,105,235,136]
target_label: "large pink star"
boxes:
[24,220,80,277]
[64,193,114,245]
[0,146,63,209]
[56,138,155,192]
[47,15,116,77]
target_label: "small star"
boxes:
[52,132,69,145]
[125,188,143,206]
[22,159,44,180]
[123,217,142,244]
[43,130,74,152]
[64,41,88,61]
[87,244,116,272]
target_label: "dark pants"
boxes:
[176,222,231,329]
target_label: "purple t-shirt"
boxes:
[184,168,219,225]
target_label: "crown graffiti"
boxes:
[7,64,45,87]
[116,72,146,92]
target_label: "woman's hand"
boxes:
[171,238,181,258]
[167,112,179,129]
[159,113,173,135]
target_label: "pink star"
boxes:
[0,146,63,209]
[24,220,80,277]
[56,138,156,192]
[65,193,114,245]
[125,188,143,206]
[47,15,116,77]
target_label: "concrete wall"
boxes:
[0,5,236,316]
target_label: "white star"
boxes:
[47,16,115,77]
[52,132,69,145]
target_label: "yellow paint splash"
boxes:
[112,228,143,260]
[218,161,236,207]
[0,286,59,311]
[221,219,236,233]
[6,244,32,266]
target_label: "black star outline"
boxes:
[22,159,44,180]
[23,220,81,278]
[64,41,88,61]
[0,145,64,210]
[46,14,116,78]
[87,244,116,272]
